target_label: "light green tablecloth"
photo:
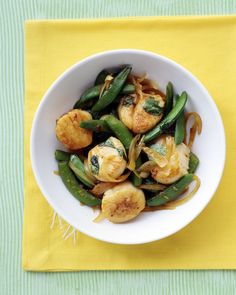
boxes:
[1,0,236,294]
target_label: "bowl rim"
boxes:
[30,49,226,244]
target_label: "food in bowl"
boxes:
[54,66,202,223]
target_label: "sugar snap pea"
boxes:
[147,174,194,206]
[92,66,132,112]
[74,83,135,109]
[94,70,110,85]
[58,161,101,206]
[74,84,101,109]
[120,83,135,95]
[103,115,133,150]
[144,91,188,143]
[164,82,174,116]
[80,119,110,133]
[174,95,185,145]
[69,155,95,188]
[131,157,142,186]
[188,152,199,174]
[55,150,71,162]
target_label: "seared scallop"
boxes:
[150,135,190,184]
[118,94,165,133]
[102,181,145,223]
[56,109,93,150]
[87,137,127,182]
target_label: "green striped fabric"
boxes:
[1,0,236,294]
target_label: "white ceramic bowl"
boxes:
[31,49,225,244]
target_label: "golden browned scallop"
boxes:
[87,137,127,182]
[56,109,92,150]
[101,181,145,223]
[150,135,190,184]
[118,94,165,134]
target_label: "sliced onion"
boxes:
[137,160,156,172]
[142,206,168,212]
[135,160,156,178]
[99,75,114,98]
[166,175,200,207]
[93,211,105,223]
[139,183,166,191]
[139,171,150,178]
[90,182,116,196]
[142,147,168,168]
[102,171,131,183]
[185,112,202,149]
[165,136,174,160]
[130,75,143,101]
[127,134,141,171]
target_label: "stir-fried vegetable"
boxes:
[103,114,133,150]
[185,112,202,149]
[174,95,185,145]
[80,119,110,133]
[94,69,110,85]
[69,155,95,188]
[147,174,195,206]
[92,66,132,112]
[131,157,142,186]
[188,152,199,173]
[58,161,101,207]
[164,82,174,116]
[74,83,135,109]
[54,67,202,224]
[55,150,71,162]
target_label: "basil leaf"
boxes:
[150,143,167,156]
[99,139,126,160]
[122,95,134,107]
[99,139,114,148]
[90,155,99,175]
[143,97,163,116]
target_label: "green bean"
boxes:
[69,155,95,188]
[74,83,135,109]
[120,83,135,95]
[172,94,179,107]
[74,85,101,109]
[188,152,199,174]
[80,119,110,133]
[55,150,71,162]
[92,66,132,112]
[103,115,133,150]
[147,174,194,206]
[164,82,174,116]
[58,161,101,207]
[174,95,185,145]
[131,157,142,187]
[94,70,110,85]
[144,91,188,143]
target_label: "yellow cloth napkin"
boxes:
[23,16,236,271]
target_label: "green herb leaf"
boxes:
[122,95,134,107]
[143,97,163,116]
[99,138,114,148]
[150,143,167,156]
[99,138,126,160]
[90,155,99,175]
